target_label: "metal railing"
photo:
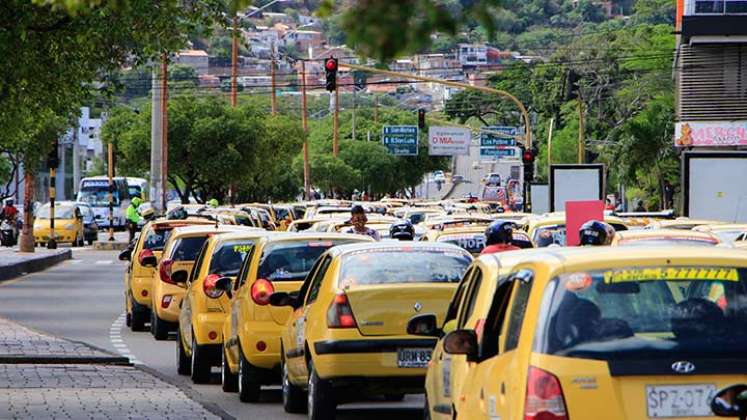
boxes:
[688,0,747,14]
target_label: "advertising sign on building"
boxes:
[428,126,470,156]
[675,121,747,147]
[383,125,418,156]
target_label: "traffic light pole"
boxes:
[333,79,339,157]
[107,143,114,242]
[47,166,57,249]
[301,60,311,200]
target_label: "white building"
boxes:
[458,44,488,66]
[175,50,209,75]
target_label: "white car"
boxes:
[433,170,446,182]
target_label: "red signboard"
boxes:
[565,200,604,246]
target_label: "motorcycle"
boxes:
[0,218,18,247]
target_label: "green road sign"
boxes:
[383,125,419,156]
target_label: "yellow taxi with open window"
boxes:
[175,228,270,384]
[416,246,747,420]
[270,241,472,419]
[219,232,373,403]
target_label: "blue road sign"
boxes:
[383,125,419,156]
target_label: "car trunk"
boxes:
[345,283,457,336]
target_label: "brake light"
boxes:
[327,292,357,328]
[159,259,175,284]
[138,249,154,265]
[251,279,274,306]
[203,274,224,299]
[524,366,568,420]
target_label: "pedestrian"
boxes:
[480,220,520,254]
[604,198,615,211]
[663,181,675,210]
[126,197,143,243]
[389,220,415,241]
[343,205,381,241]
[579,220,615,246]
[634,200,646,212]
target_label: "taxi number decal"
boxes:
[233,244,253,253]
[603,267,739,283]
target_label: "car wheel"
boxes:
[307,360,335,420]
[221,346,238,393]
[87,238,94,246]
[130,298,147,332]
[423,395,432,420]
[190,333,212,384]
[125,312,132,328]
[238,344,262,403]
[175,327,190,375]
[282,358,306,413]
[151,311,169,341]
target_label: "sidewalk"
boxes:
[0,248,71,282]
[0,317,226,419]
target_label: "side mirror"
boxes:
[443,329,478,362]
[171,270,188,288]
[407,313,439,337]
[214,276,233,299]
[118,249,131,261]
[269,292,296,307]
[138,250,157,267]
[711,384,747,419]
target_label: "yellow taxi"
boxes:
[611,229,721,247]
[693,224,747,244]
[430,247,747,419]
[33,201,85,246]
[526,214,628,247]
[272,242,472,418]
[220,232,373,402]
[175,228,270,384]
[646,217,726,231]
[120,218,214,332]
[150,224,256,340]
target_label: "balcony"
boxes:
[682,1,747,41]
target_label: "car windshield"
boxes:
[144,228,173,250]
[534,225,566,247]
[617,238,718,247]
[257,239,361,281]
[209,240,255,277]
[437,234,486,254]
[128,186,142,199]
[712,230,744,243]
[78,186,120,206]
[36,204,75,219]
[339,248,471,286]
[171,236,209,261]
[534,266,747,362]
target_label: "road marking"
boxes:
[109,312,143,365]
[95,260,113,265]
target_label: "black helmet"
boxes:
[389,220,415,241]
[485,220,515,246]
[167,206,188,220]
[579,220,615,246]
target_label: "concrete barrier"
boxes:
[0,249,72,283]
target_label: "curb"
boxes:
[93,241,129,251]
[0,249,72,283]
[0,355,131,365]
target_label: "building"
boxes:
[674,0,747,148]
[175,50,209,75]
[458,44,488,67]
[283,30,324,53]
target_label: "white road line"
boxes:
[108,312,143,365]
[95,260,113,265]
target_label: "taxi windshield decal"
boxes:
[603,267,739,284]
[233,244,253,253]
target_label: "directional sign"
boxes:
[479,146,522,161]
[383,125,418,156]
[480,126,517,147]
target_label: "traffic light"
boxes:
[522,145,537,182]
[324,57,338,92]
[418,109,426,129]
[46,140,59,169]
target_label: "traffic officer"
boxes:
[126,197,143,242]
[389,220,415,241]
[208,198,219,208]
[481,220,520,254]
[578,220,616,246]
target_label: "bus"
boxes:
[76,176,130,230]
[126,177,149,201]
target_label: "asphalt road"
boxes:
[447,141,491,199]
[0,247,424,420]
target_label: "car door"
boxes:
[227,244,256,365]
[180,241,208,353]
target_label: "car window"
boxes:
[443,267,474,325]
[305,256,333,305]
[171,236,209,261]
[338,249,471,287]
[504,275,533,352]
[144,228,173,251]
[188,242,209,283]
[257,239,361,282]
[208,240,256,277]
[457,268,484,329]
[234,245,257,290]
[479,278,516,359]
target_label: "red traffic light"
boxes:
[325,58,338,71]
[522,150,534,163]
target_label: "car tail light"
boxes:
[524,366,568,420]
[203,274,224,299]
[327,292,357,328]
[250,279,274,306]
[159,259,175,284]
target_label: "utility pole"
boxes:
[47,143,58,250]
[301,60,311,200]
[161,53,169,211]
[150,66,163,212]
[351,88,356,141]
[271,40,277,116]
[577,96,585,164]
[73,123,80,196]
[374,95,379,123]
[231,16,238,108]
[547,117,554,177]
[107,143,115,242]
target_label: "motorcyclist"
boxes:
[0,199,18,222]
[578,220,616,246]
[0,199,19,246]
[389,220,415,241]
[127,197,143,242]
[480,220,520,255]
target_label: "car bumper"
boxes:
[193,312,227,346]
[240,320,283,370]
[130,276,152,307]
[153,284,185,323]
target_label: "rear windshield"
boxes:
[712,230,744,243]
[533,266,747,361]
[209,240,255,277]
[534,223,626,247]
[171,236,209,261]
[437,234,486,254]
[144,228,173,250]
[257,239,361,281]
[617,238,718,247]
[339,248,471,286]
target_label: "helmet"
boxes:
[389,220,415,241]
[141,207,156,220]
[485,220,515,245]
[167,206,188,220]
[5,199,13,206]
[579,220,615,246]
[208,199,219,208]
[131,197,142,207]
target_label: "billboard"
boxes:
[675,121,747,147]
[428,126,470,156]
[683,151,747,222]
[549,164,605,212]
[382,125,418,156]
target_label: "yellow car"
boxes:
[273,242,472,418]
[526,214,628,247]
[175,228,270,384]
[220,232,373,402]
[421,225,533,256]
[431,246,747,419]
[693,224,747,244]
[150,224,256,340]
[645,217,726,231]
[611,229,721,247]
[33,201,85,246]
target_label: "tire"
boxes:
[130,298,147,332]
[176,327,191,375]
[307,360,335,420]
[125,312,132,328]
[221,346,238,393]
[190,333,212,384]
[282,358,306,413]
[423,395,432,420]
[238,344,262,403]
[87,239,94,246]
[151,311,169,341]
[72,233,80,247]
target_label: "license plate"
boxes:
[397,348,431,368]
[646,384,717,418]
